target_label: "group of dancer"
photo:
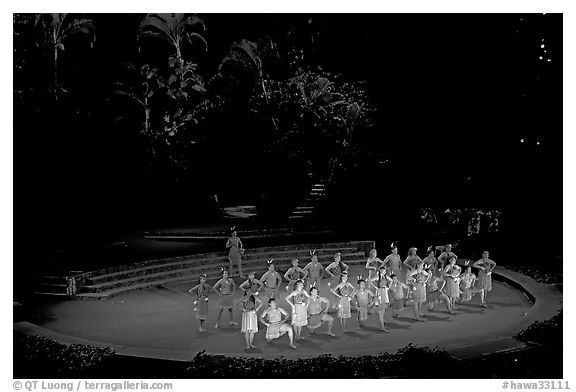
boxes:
[188,237,497,349]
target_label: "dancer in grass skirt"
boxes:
[331,271,355,331]
[473,251,497,307]
[326,252,350,310]
[365,249,383,283]
[459,264,481,303]
[408,261,431,321]
[260,260,283,300]
[388,273,409,318]
[370,266,393,332]
[303,250,325,291]
[353,277,375,328]
[213,269,238,328]
[438,244,458,271]
[403,247,422,280]
[442,257,462,310]
[239,271,263,297]
[425,269,453,314]
[284,259,307,292]
[188,274,212,332]
[422,246,440,277]
[286,280,310,340]
[226,227,244,278]
[260,298,296,349]
[383,244,402,277]
[307,286,335,336]
[238,295,263,349]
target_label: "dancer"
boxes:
[425,268,453,314]
[260,298,297,349]
[353,277,375,328]
[66,276,77,297]
[408,261,431,321]
[226,227,244,278]
[286,280,310,340]
[438,244,458,271]
[238,295,263,349]
[188,274,211,332]
[284,259,307,292]
[303,250,325,291]
[383,244,402,277]
[239,271,263,297]
[473,251,497,307]
[260,260,283,300]
[365,249,383,283]
[213,269,237,328]
[442,257,462,310]
[388,273,409,318]
[422,246,440,277]
[331,271,355,331]
[370,266,393,332]
[326,252,350,309]
[403,247,422,274]
[307,286,335,336]
[459,264,480,303]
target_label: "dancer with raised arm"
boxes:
[260,260,283,300]
[365,249,383,283]
[388,273,409,318]
[303,250,324,291]
[286,280,310,340]
[188,274,212,332]
[326,252,350,310]
[443,257,462,310]
[370,266,393,332]
[403,247,422,275]
[307,286,336,336]
[425,268,454,314]
[408,261,431,321]
[353,277,375,328]
[226,227,244,278]
[383,244,402,277]
[438,244,458,271]
[260,298,297,349]
[284,259,307,292]
[238,295,263,349]
[331,271,355,332]
[239,271,263,297]
[213,269,238,328]
[473,251,497,307]
[422,246,440,277]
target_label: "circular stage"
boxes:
[22,264,554,360]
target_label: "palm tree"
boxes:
[137,13,207,62]
[34,13,96,100]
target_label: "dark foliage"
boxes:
[516,310,563,347]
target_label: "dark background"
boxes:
[14,14,562,272]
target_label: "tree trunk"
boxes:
[54,43,58,102]
[144,103,157,162]
[261,80,279,133]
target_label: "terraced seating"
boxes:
[73,240,374,300]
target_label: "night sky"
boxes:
[14,13,563,262]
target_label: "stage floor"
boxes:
[29,265,533,359]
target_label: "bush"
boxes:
[14,335,115,378]
[516,310,563,347]
[183,344,472,378]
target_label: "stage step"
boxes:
[288,181,328,220]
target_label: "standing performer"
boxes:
[213,269,237,328]
[365,249,383,283]
[473,251,497,307]
[425,268,453,314]
[238,295,263,349]
[403,247,422,274]
[226,227,245,278]
[443,257,462,310]
[286,280,310,340]
[307,286,335,336]
[422,246,440,277]
[408,261,431,321]
[188,274,212,332]
[353,277,375,328]
[284,259,307,292]
[326,252,350,310]
[260,260,283,300]
[438,244,458,271]
[388,273,409,318]
[303,250,325,291]
[459,264,480,303]
[383,244,402,277]
[370,266,393,332]
[239,271,263,297]
[260,298,297,349]
[331,271,355,331]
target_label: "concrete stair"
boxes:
[58,240,374,300]
[288,182,327,220]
